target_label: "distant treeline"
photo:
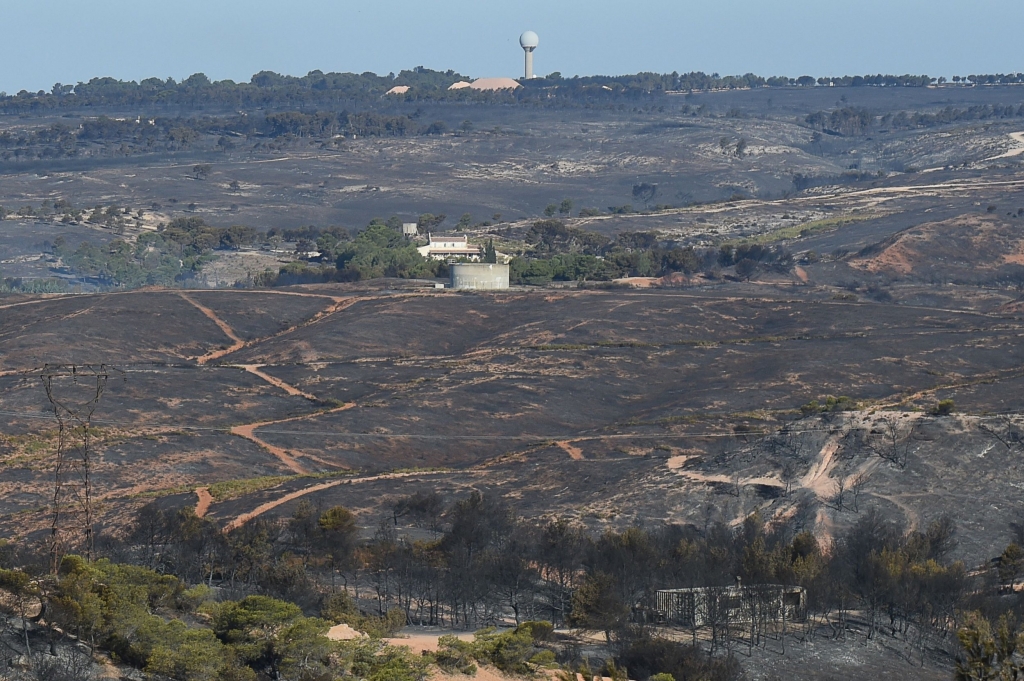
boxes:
[804,103,1024,136]
[7,88,1024,164]
[0,109,451,162]
[50,216,260,288]
[4,67,1024,114]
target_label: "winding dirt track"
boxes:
[228,403,356,476]
[667,454,785,488]
[986,131,1024,160]
[179,294,245,364]
[194,487,213,518]
[871,492,921,533]
[238,364,317,400]
[176,290,363,475]
[222,470,445,532]
[556,441,584,460]
[180,289,359,366]
[230,421,310,475]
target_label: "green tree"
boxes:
[145,622,252,681]
[335,222,437,280]
[273,616,338,680]
[544,204,558,217]
[999,543,1024,587]
[956,612,1024,680]
[484,239,497,263]
[568,572,627,642]
[417,213,447,230]
[559,198,574,215]
[472,627,536,674]
[212,595,303,673]
[0,568,39,662]
[320,505,360,586]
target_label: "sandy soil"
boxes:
[431,666,512,681]
[384,631,475,654]
[194,487,213,517]
[556,441,584,460]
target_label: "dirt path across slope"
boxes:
[222,469,449,532]
[240,293,359,350]
[178,293,246,364]
[0,295,77,311]
[986,131,1024,161]
[194,487,213,518]
[238,364,318,400]
[176,290,376,474]
[567,174,1024,235]
[179,289,359,367]
[556,441,584,460]
[230,421,311,475]
[229,403,356,474]
[666,454,785,488]
[870,492,921,533]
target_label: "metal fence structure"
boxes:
[654,583,806,627]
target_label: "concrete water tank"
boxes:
[450,263,509,290]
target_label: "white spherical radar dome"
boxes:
[520,31,539,49]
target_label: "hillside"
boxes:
[852,213,1024,281]
[1,284,1023,562]
[9,81,1024,680]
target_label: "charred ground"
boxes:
[5,83,1024,679]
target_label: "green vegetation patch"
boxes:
[207,470,361,501]
[741,212,883,245]
[207,476,295,501]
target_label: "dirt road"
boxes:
[178,294,245,364]
[986,131,1024,160]
[238,364,317,400]
[194,487,213,518]
[222,470,448,532]
[230,421,310,475]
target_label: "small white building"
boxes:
[402,223,418,236]
[417,234,482,261]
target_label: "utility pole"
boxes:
[40,364,115,572]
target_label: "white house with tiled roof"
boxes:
[417,234,482,261]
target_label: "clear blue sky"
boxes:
[2,0,1021,93]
